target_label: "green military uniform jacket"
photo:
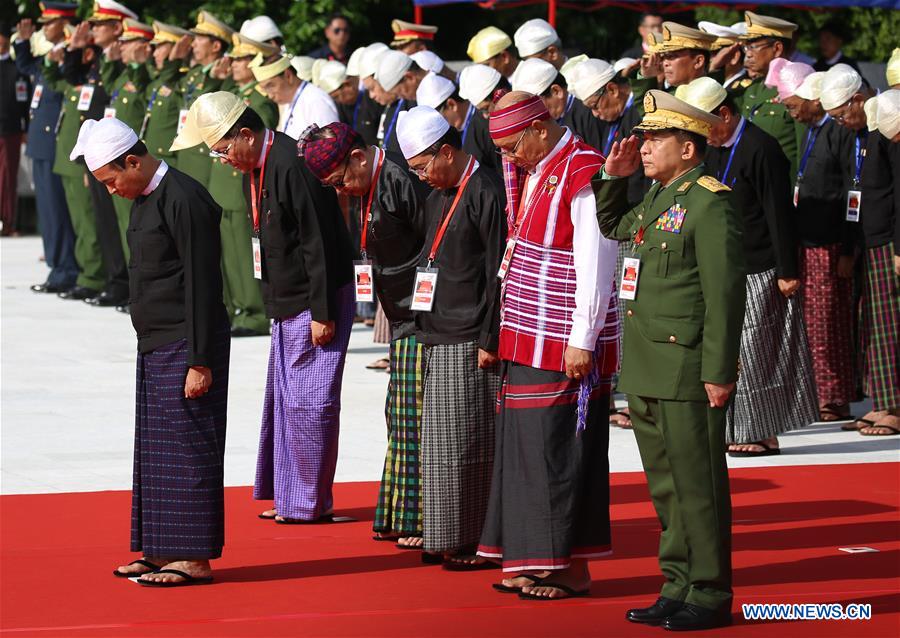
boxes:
[593,165,746,401]
[736,76,800,179]
[43,60,101,178]
[207,82,279,211]
[142,59,182,165]
[174,62,225,185]
[107,62,149,134]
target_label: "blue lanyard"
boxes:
[797,116,828,182]
[145,86,160,113]
[383,98,404,148]
[604,94,634,155]
[282,82,307,133]
[557,94,575,124]
[351,90,362,130]
[719,119,748,186]
[853,131,867,187]
[460,104,475,145]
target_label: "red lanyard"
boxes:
[427,157,475,265]
[514,136,575,236]
[250,132,274,235]
[359,149,385,257]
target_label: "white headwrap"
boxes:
[510,58,559,96]
[70,117,138,171]
[514,18,559,58]
[416,72,456,109]
[819,63,863,111]
[864,90,900,139]
[396,105,450,159]
[459,64,502,105]
[410,50,445,74]
[570,58,616,101]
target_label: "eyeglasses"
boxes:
[741,39,775,54]
[331,27,349,34]
[830,99,857,123]
[495,128,529,157]
[658,49,695,62]
[322,159,350,189]
[209,135,236,159]
[583,87,607,111]
[409,151,438,178]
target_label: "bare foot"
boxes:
[499,571,550,590]
[445,553,487,566]
[114,557,162,576]
[728,437,779,454]
[860,413,900,436]
[259,508,277,519]
[397,536,423,548]
[521,561,590,599]
[138,559,211,584]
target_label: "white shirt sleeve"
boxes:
[568,184,618,350]
[304,88,340,128]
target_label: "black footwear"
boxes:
[112,558,162,578]
[85,290,127,307]
[58,286,99,301]
[274,513,335,525]
[231,326,264,337]
[661,603,732,631]
[517,582,589,601]
[31,281,72,294]
[421,552,444,565]
[626,597,684,625]
[115,304,130,314]
[492,574,544,594]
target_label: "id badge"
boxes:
[251,236,262,280]
[792,184,799,208]
[30,84,43,109]
[846,190,861,223]
[619,257,641,301]
[103,107,117,119]
[410,267,438,312]
[16,80,28,103]
[497,238,517,279]
[354,260,374,303]
[76,85,95,111]
[177,108,189,134]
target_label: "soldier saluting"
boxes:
[594,90,746,631]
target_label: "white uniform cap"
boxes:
[569,58,616,101]
[396,105,450,160]
[375,50,413,92]
[697,21,741,40]
[514,18,559,58]
[794,71,825,101]
[729,22,748,36]
[511,57,559,96]
[314,60,347,94]
[359,42,389,79]
[291,56,315,82]
[674,76,728,114]
[459,64,502,105]
[70,117,138,172]
[819,63,863,111]
[240,16,282,43]
[169,91,246,151]
[864,90,900,139]
[613,58,637,75]
[410,50,444,74]
[416,72,456,109]
[346,46,366,77]
[559,54,588,85]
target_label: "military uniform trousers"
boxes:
[628,395,733,612]
[220,207,268,333]
[59,171,105,291]
[32,158,79,287]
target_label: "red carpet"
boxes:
[1,463,898,637]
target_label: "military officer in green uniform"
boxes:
[141,21,191,168]
[205,32,279,337]
[43,43,106,299]
[594,90,746,631]
[631,22,717,97]
[105,19,152,259]
[170,11,233,186]
[734,11,802,177]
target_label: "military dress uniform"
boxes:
[142,21,191,168]
[593,91,746,627]
[12,13,80,290]
[205,32,279,335]
[43,57,106,293]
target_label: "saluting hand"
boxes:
[709,44,740,72]
[640,52,661,79]
[311,320,335,347]
[184,366,212,399]
[564,346,593,381]
[704,382,735,409]
[211,56,232,80]
[170,34,193,61]
[604,135,641,177]
[16,19,35,41]
[69,22,91,50]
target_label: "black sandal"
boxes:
[843,417,876,431]
[112,559,161,578]
[275,513,335,524]
[442,557,498,571]
[518,582,589,600]
[136,568,213,587]
[492,574,545,594]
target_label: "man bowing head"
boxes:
[72,117,231,587]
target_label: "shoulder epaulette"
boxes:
[697,175,731,193]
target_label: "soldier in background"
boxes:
[141,21,191,170]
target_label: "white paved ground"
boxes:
[1,236,897,495]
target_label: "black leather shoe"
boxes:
[627,597,684,625]
[58,286,99,301]
[662,603,732,631]
[85,291,127,307]
[231,326,265,337]
[31,281,72,294]
[115,304,130,314]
